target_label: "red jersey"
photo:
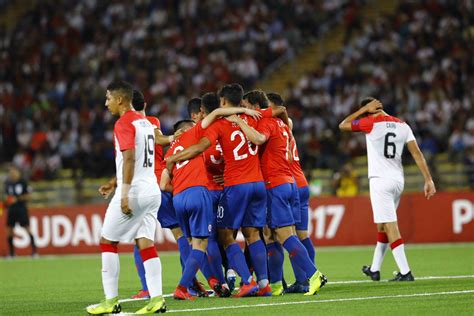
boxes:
[289,136,309,188]
[165,124,208,195]
[146,116,164,182]
[257,117,294,189]
[204,114,263,186]
[204,141,225,191]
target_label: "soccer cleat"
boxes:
[285,281,309,294]
[390,271,415,281]
[135,296,166,314]
[131,289,150,299]
[304,270,328,296]
[362,265,381,281]
[226,269,237,292]
[269,282,284,296]
[256,284,272,297]
[86,297,121,315]
[174,285,196,301]
[212,282,232,298]
[191,279,209,297]
[233,279,258,298]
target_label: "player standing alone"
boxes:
[339,98,436,281]
[87,81,165,314]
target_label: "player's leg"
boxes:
[362,223,387,281]
[385,221,413,281]
[264,227,285,295]
[6,225,14,257]
[20,208,37,256]
[132,245,149,298]
[296,186,315,264]
[170,227,191,271]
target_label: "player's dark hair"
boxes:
[201,92,220,114]
[218,83,243,107]
[187,98,202,117]
[173,119,195,132]
[132,89,145,111]
[359,97,375,108]
[106,80,134,101]
[243,90,269,109]
[266,92,284,106]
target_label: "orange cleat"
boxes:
[256,284,272,297]
[131,289,150,299]
[233,279,258,298]
[173,285,196,301]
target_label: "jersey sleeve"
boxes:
[257,118,273,140]
[351,117,374,133]
[203,121,220,144]
[259,108,273,118]
[405,124,416,143]
[115,118,136,151]
[147,116,161,129]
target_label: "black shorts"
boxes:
[7,206,30,227]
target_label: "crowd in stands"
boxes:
[0,0,472,188]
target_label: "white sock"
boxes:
[370,242,389,272]
[144,257,163,297]
[101,252,120,299]
[391,240,410,275]
[258,279,269,288]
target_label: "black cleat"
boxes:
[362,265,380,281]
[390,271,415,281]
[284,281,309,294]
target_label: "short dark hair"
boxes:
[266,92,284,106]
[173,119,195,132]
[243,90,269,109]
[106,80,133,101]
[132,89,145,111]
[218,83,243,107]
[359,97,375,108]
[187,98,202,117]
[201,92,220,114]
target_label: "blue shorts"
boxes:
[208,190,222,240]
[173,186,213,238]
[296,186,310,231]
[218,181,267,229]
[291,182,301,225]
[157,191,179,229]
[266,183,297,229]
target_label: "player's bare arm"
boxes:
[121,149,135,215]
[226,115,267,145]
[201,107,262,129]
[159,169,173,193]
[99,177,117,199]
[154,128,183,146]
[166,137,212,171]
[271,106,290,126]
[407,140,436,199]
[339,99,383,131]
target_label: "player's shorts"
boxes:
[296,185,310,231]
[7,206,30,227]
[369,177,404,223]
[157,191,179,229]
[266,183,298,229]
[208,190,222,240]
[101,194,161,243]
[173,186,213,239]
[219,181,267,229]
[291,182,301,225]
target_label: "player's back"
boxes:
[258,117,294,189]
[146,116,164,182]
[289,136,309,188]
[204,141,225,191]
[204,115,263,186]
[364,115,415,183]
[114,111,159,197]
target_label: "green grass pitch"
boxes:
[1,243,473,315]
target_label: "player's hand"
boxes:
[364,99,383,114]
[213,174,224,185]
[225,114,240,123]
[166,158,175,173]
[121,197,133,216]
[244,109,262,120]
[174,128,184,140]
[99,183,115,199]
[424,180,436,200]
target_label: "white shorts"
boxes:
[101,194,161,243]
[369,177,403,223]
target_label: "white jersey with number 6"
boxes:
[351,115,416,184]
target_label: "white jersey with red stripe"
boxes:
[114,110,160,198]
[351,115,416,183]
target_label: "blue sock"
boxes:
[207,239,226,284]
[301,237,316,266]
[225,243,252,285]
[200,253,216,281]
[283,236,317,277]
[290,253,308,283]
[133,245,148,291]
[248,240,268,285]
[179,249,205,287]
[177,236,191,272]
[266,242,284,283]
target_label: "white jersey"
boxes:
[114,110,160,198]
[352,115,416,183]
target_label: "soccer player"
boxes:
[4,165,37,257]
[166,84,287,297]
[267,92,316,293]
[339,97,436,281]
[232,90,326,296]
[87,81,165,314]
